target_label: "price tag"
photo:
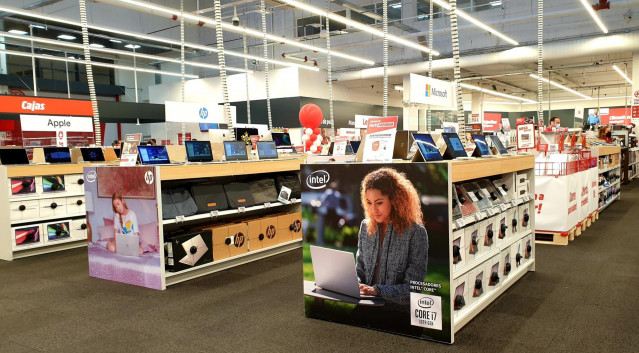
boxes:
[499,204,509,212]
[238,207,246,213]
[291,198,298,203]
[456,219,465,228]
[264,202,271,209]
[210,210,219,218]
[511,200,518,207]
[175,215,185,223]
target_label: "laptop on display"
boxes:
[257,141,278,160]
[185,141,213,162]
[80,147,106,162]
[471,134,494,157]
[489,135,509,155]
[43,147,72,163]
[411,133,443,162]
[138,146,171,165]
[272,132,294,153]
[441,133,469,160]
[223,141,249,161]
[0,148,30,165]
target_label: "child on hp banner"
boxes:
[107,192,143,255]
[355,168,428,330]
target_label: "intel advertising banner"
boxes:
[302,163,452,344]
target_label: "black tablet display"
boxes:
[471,134,492,156]
[0,148,29,165]
[43,147,71,163]
[441,133,468,159]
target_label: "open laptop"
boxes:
[116,233,140,257]
[272,132,294,153]
[43,147,72,163]
[489,135,509,155]
[80,147,106,162]
[185,141,213,162]
[310,245,379,299]
[223,141,249,161]
[0,148,30,165]
[393,130,416,159]
[411,133,443,162]
[441,133,470,160]
[256,141,278,160]
[138,145,172,165]
[471,134,495,157]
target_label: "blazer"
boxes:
[356,219,429,305]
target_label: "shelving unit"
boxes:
[595,146,622,213]
[84,159,304,290]
[0,163,96,261]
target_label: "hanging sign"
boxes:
[482,113,502,132]
[0,96,93,116]
[362,116,398,163]
[165,101,235,124]
[20,115,93,132]
[468,113,481,124]
[408,74,455,108]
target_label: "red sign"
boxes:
[632,106,639,119]
[177,133,191,145]
[250,135,260,150]
[482,112,501,132]
[0,96,93,116]
[366,116,398,134]
[601,107,631,125]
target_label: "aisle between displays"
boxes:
[301,155,535,344]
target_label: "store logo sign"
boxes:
[291,220,302,233]
[306,170,330,189]
[234,232,245,247]
[418,297,434,309]
[86,171,97,183]
[425,84,431,97]
[199,107,208,120]
[266,225,276,239]
[21,100,46,112]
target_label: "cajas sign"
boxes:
[0,96,93,116]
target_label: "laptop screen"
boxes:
[272,132,292,147]
[489,135,509,155]
[257,141,278,159]
[441,133,468,159]
[113,148,122,158]
[223,141,248,161]
[0,148,29,165]
[138,146,170,165]
[471,134,492,156]
[413,134,443,161]
[43,147,71,163]
[80,148,105,162]
[235,128,258,144]
[349,141,361,153]
[185,141,213,162]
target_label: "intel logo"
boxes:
[86,171,97,183]
[306,170,330,190]
[418,297,434,309]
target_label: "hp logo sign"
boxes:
[198,107,209,120]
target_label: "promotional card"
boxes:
[361,117,398,163]
[302,163,452,343]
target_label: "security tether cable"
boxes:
[214,0,234,139]
[537,0,543,126]
[78,0,101,146]
[260,0,273,129]
[243,34,251,124]
[427,0,434,132]
[382,0,389,117]
[450,0,465,144]
[326,0,334,133]
[180,0,186,141]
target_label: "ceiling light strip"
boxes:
[432,0,518,46]
[579,0,608,34]
[277,0,439,55]
[103,0,375,65]
[529,74,591,99]
[460,83,536,103]
[0,4,318,71]
[612,65,633,85]
[0,48,199,78]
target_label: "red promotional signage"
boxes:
[0,96,93,116]
[366,116,398,134]
[482,112,501,132]
[632,106,639,119]
[600,107,631,125]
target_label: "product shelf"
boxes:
[162,200,301,225]
[11,213,86,226]
[12,238,86,259]
[451,155,534,182]
[598,194,619,212]
[598,165,621,174]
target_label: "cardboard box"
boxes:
[277,212,302,242]
[209,223,249,261]
[11,224,43,250]
[246,215,280,251]
[42,219,72,245]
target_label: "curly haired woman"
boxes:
[356,168,429,311]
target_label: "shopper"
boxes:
[598,125,613,143]
[355,167,428,310]
[107,192,143,255]
[588,108,601,125]
[148,139,157,146]
[549,117,561,129]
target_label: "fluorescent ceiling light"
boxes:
[579,0,608,34]
[89,43,105,48]
[612,65,632,85]
[109,39,122,43]
[390,3,402,9]
[460,83,535,103]
[432,0,518,46]
[0,30,251,73]
[31,24,46,30]
[107,0,376,64]
[489,1,503,7]
[124,44,141,49]
[530,74,591,99]
[278,0,438,55]
[0,4,319,71]
[394,85,404,91]
[0,48,199,78]
[8,29,28,35]
[57,34,76,40]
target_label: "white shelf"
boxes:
[453,230,533,280]
[11,213,85,226]
[162,200,301,225]
[9,192,84,202]
[454,259,535,332]
[12,238,86,258]
[598,165,620,174]
[165,239,302,286]
[453,197,532,230]
[598,194,619,212]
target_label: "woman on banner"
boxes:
[354,168,428,328]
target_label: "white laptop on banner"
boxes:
[310,245,378,299]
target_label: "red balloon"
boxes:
[299,104,324,129]
[309,134,318,142]
[313,128,321,135]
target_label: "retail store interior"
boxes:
[0,0,638,351]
